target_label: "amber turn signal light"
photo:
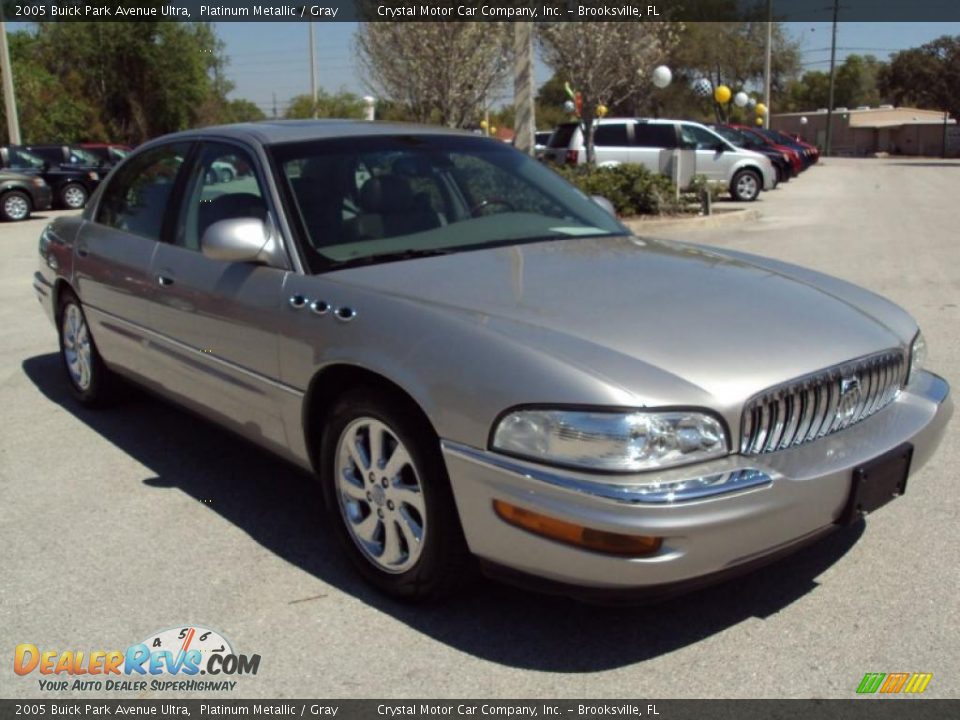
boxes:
[492,500,662,557]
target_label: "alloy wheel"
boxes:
[62,303,93,391]
[62,185,87,209]
[3,193,29,220]
[335,417,427,574]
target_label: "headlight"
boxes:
[909,331,927,384]
[491,409,728,472]
[31,177,46,187]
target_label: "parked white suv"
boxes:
[543,118,777,201]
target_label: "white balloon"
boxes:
[800,116,809,125]
[734,91,749,108]
[652,65,672,89]
[747,97,757,109]
[563,100,576,113]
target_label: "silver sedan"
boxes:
[33,121,951,602]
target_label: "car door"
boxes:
[146,140,292,452]
[631,122,677,172]
[73,141,192,380]
[679,123,730,182]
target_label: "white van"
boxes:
[543,118,776,201]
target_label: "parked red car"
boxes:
[727,125,806,175]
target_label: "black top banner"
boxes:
[4,0,960,22]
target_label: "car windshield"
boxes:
[9,147,45,169]
[271,134,625,272]
[712,126,747,146]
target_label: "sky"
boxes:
[217,22,960,117]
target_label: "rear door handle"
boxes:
[76,244,89,257]
[157,275,175,287]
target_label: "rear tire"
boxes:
[57,289,115,407]
[0,190,31,221]
[60,183,88,210]
[319,387,471,602]
[731,168,762,202]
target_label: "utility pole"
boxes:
[763,0,772,129]
[309,23,317,118]
[0,13,21,145]
[824,0,840,156]
[513,22,535,155]
[272,92,277,119]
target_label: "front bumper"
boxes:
[442,371,950,598]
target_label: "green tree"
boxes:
[879,35,960,119]
[29,18,231,144]
[783,54,886,112]
[220,99,267,124]
[0,31,102,143]
[283,90,366,120]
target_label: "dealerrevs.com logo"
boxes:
[14,625,261,692]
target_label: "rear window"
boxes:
[593,124,630,147]
[548,124,578,149]
[633,124,677,148]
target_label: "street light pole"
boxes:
[824,0,839,156]
[309,22,317,118]
[763,0,772,129]
[0,14,22,145]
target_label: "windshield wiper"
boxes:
[329,247,454,269]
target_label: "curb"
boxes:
[621,207,761,233]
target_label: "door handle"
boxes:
[76,244,89,257]
[157,275,175,287]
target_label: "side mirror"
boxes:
[591,195,616,216]
[200,217,285,267]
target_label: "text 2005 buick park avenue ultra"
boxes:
[33,120,951,602]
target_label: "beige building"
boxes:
[771,106,958,158]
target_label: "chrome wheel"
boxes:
[335,417,427,574]
[735,172,760,201]
[3,192,29,220]
[62,185,87,209]
[62,303,93,391]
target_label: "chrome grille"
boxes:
[741,350,906,455]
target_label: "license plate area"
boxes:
[838,443,913,526]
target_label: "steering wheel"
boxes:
[470,197,516,217]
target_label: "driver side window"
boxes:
[681,125,723,150]
[175,143,266,252]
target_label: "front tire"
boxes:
[731,168,762,202]
[319,388,470,601]
[60,183,88,210]
[1,190,31,221]
[57,290,114,406]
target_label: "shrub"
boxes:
[553,164,684,217]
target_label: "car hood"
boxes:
[329,235,914,405]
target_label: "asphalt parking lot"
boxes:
[2,158,958,699]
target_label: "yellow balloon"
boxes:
[756,117,764,126]
[490,126,497,135]
[756,103,768,116]
[479,119,489,130]
[596,104,609,118]
[714,85,732,104]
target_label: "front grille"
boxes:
[741,350,907,455]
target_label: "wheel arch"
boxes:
[301,363,439,474]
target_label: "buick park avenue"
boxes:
[33,121,951,602]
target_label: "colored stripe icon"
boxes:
[856,672,933,694]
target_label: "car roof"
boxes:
[153,119,474,147]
